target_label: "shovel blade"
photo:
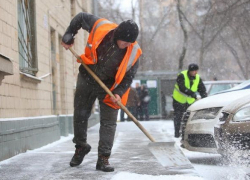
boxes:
[148,142,193,169]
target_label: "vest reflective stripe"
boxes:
[86,42,95,62]
[104,42,142,109]
[90,20,113,63]
[91,20,113,42]
[174,86,188,97]
[79,18,142,109]
[127,43,140,71]
[81,18,118,64]
[173,70,200,104]
[86,42,92,48]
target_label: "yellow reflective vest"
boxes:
[173,70,200,104]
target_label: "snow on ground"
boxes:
[0,134,74,166]
[0,120,249,180]
[111,172,203,180]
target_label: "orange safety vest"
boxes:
[79,18,142,109]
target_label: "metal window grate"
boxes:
[18,0,37,75]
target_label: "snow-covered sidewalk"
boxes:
[0,120,249,180]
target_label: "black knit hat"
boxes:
[188,63,199,71]
[114,20,139,43]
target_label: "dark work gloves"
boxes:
[190,93,197,99]
[62,33,74,45]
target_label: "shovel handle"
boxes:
[69,47,156,142]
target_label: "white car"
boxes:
[183,89,250,153]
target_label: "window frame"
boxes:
[17,0,38,76]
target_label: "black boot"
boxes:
[70,144,91,167]
[96,155,114,172]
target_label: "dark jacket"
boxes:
[140,85,150,105]
[126,88,139,107]
[176,72,207,99]
[62,12,139,97]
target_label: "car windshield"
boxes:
[210,80,249,95]
[227,79,250,91]
[209,84,232,95]
[204,81,244,96]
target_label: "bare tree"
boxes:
[138,0,175,71]
[176,0,188,71]
[95,0,250,80]
[218,5,250,79]
[178,0,250,79]
[97,0,132,22]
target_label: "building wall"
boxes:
[0,0,101,161]
[0,0,92,118]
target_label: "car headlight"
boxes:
[233,106,250,122]
[191,107,221,120]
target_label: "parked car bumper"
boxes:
[183,111,219,153]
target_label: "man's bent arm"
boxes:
[62,12,99,44]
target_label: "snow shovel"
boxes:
[68,47,193,169]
